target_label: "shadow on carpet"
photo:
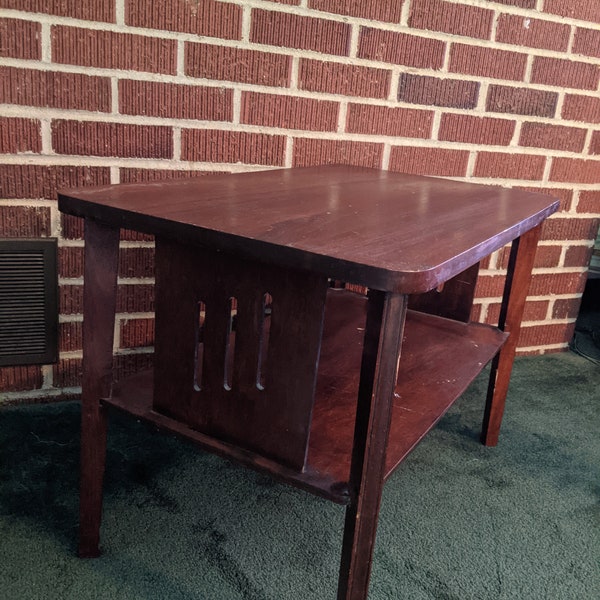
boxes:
[1,352,598,599]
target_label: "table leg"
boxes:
[79,219,119,557]
[337,290,407,600]
[481,224,542,447]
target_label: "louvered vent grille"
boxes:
[0,239,58,366]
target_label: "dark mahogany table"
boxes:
[58,165,558,600]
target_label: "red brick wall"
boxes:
[1,0,599,401]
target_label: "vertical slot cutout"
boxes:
[193,301,206,392]
[256,293,272,390]
[224,296,236,391]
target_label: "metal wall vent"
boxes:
[0,239,58,366]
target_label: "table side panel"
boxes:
[153,237,329,471]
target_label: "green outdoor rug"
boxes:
[1,352,599,599]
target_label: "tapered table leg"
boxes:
[78,219,119,557]
[481,224,542,447]
[337,290,408,600]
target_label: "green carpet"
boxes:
[1,353,598,599]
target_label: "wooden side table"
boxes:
[58,166,558,600]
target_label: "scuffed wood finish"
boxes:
[79,218,119,558]
[481,225,542,446]
[58,165,558,294]
[153,237,328,470]
[58,165,560,599]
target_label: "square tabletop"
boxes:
[58,165,559,293]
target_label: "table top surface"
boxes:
[58,165,559,293]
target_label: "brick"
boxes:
[59,285,83,315]
[519,122,587,153]
[113,353,154,383]
[126,0,241,39]
[543,0,600,24]
[58,247,83,278]
[0,18,41,59]
[550,158,600,184]
[541,217,600,241]
[397,74,479,109]
[0,366,43,392]
[53,358,82,389]
[474,152,546,180]
[119,247,155,279]
[0,165,110,201]
[490,0,536,7]
[0,67,111,112]
[477,271,587,299]
[577,191,600,214]
[564,245,594,268]
[117,284,155,313]
[475,275,506,298]
[518,323,575,348]
[120,169,214,183]
[389,147,469,177]
[484,300,549,326]
[591,131,600,155]
[552,298,582,320]
[52,121,173,159]
[573,28,600,59]
[241,92,338,131]
[409,0,493,40]
[486,85,557,118]
[59,321,82,352]
[495,14,570,52]
[531,57,599,91]
[529,271,586,296]
[497,244,562,269]
[0,117,41,153]
[61,213,156,242]
[181,130,285,166]
[251,9,350,56]
[52,26,177,75]
[120,318,155,349]
[121,231,155,243]
[119,80,233,121]
[358,28,445,70]
[0,206,50,237]
[438,114,515,145]
[308,0,404,22]
[515,187,573,212]
[299,59,391,99]
[293,138,383,168]
[449,44,527,81]
[522,301,550,323]
[562,94,600,124]
[532,245,563,268]
[58,246,154,279]
[478,254,494,270]
[61,215,83,240]
[186,43,290,87]
[346,104,433,138]
[0,0,114,22]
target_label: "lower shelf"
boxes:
[103,290,507,504]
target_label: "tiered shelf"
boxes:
[103,290,507,504]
